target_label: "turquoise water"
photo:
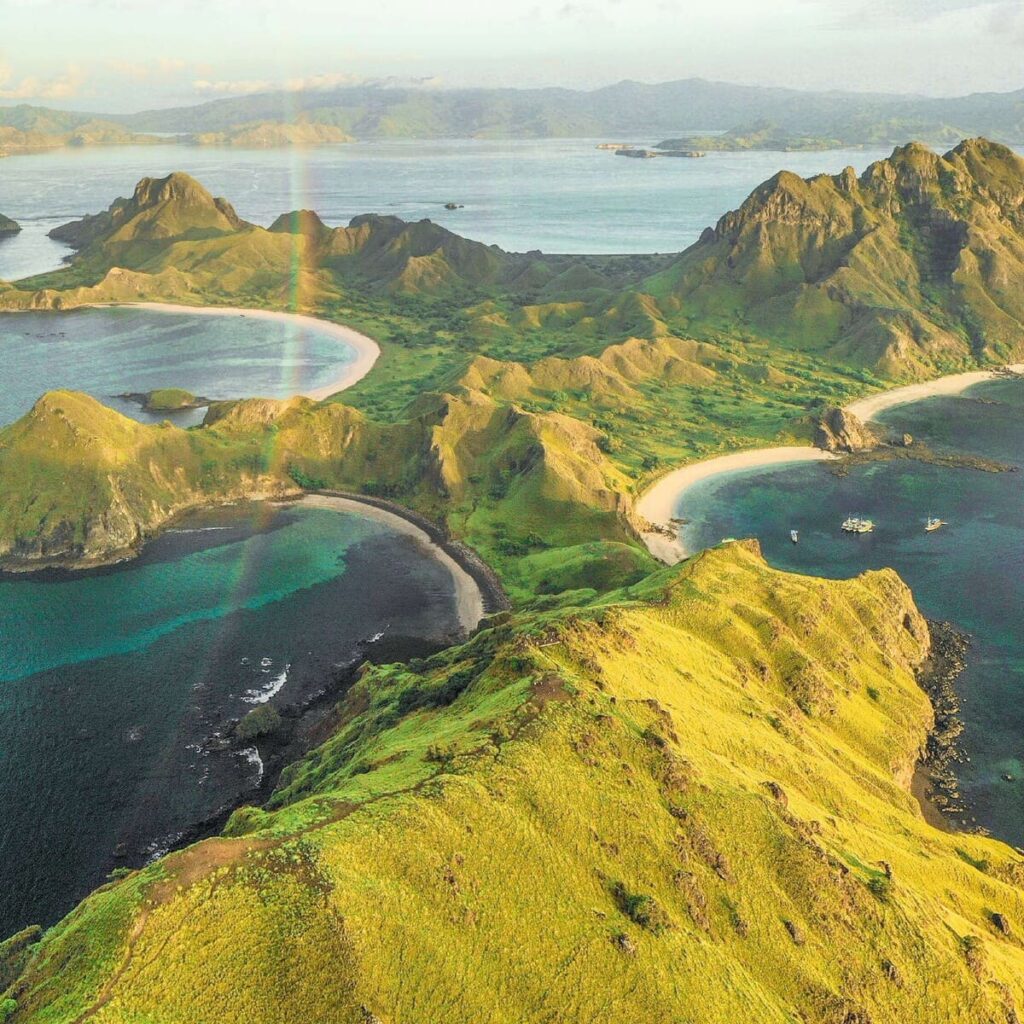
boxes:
[0,306,355,425]
[680,378,1024,843]
[0,139,897,278]
[0,503,463,935]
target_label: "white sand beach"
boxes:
[636,446,836,563]
[110,302,381,400]
[846,363,1024,422]
[295,493,486,633]
[636,362,1024,565]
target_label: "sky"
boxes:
[0,0,1022,112]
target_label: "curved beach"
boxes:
[636,361,1024,564]
[636,447,836,563]
[110,302,381,400]
[295,493,486,633]
[845,363,1024,422]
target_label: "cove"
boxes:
[675,377,1024,845]
[0,501,468,937]
[0,304,374,426]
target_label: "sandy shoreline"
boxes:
[636,447,836,563]
[636,362,1024,564]
[846,363,1024,422]
[105,302,381,400]
[294,493,486,634]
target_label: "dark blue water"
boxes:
[0,140,897,279]
[681,378,1024,843]
[0,502,463,936]
[0,306,355,426]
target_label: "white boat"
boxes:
[925,516,946,533]
[790,529,799,544]
[841,515,875,534]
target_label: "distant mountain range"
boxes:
[3,78,1024,148]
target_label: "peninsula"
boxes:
[5,141,1024,1023]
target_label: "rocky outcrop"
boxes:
[49,171,249,250]
[814,406,877,453]
[662,139,1024,375]
[0,212,20,235]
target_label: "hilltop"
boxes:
[649,139,1024,376]
[4,146,1024,1021]
[47,171,249,250]
[4,79,1024,147]
[6,543,1024,1021]
[188,120,355,147]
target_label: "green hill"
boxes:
[188,120,354,147]
[649,138,1024,376]
[5,543,1024,1022]
[3,145,1024,1022]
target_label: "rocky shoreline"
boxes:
[915,620,974,830]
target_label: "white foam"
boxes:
[243,664,289,704]
[238,746,264,785]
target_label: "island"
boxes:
[119,387,208,412]
[186,120,355,148]
[0,213,20,235]
[5,140,1024,1023]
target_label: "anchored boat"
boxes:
[790,529,799,544]
[925,516,946,533]
[841,515,875,534]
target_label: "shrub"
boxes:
[1,999,17,1023]
[236,704,283,743]
[425,743,454,763]
[867,874,893,902]
[612,882,671,935]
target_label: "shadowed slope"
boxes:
[6,545,1024,1022]
[652,139,1024,376]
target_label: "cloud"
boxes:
[106,57,188,82]
[822,0,1001,26]
[0,61,86,100]
[192,72,441,97]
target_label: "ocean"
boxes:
[0,501,464,936]
[0,306,357,426]
[679,377,1024,846]
[0,138,898,279]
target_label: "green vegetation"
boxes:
[7,545,1024,1021]
[188,121,354,147]
[236,705,283,742]
[657,117,968,152]
[142,387,198,411]
[2,149,1024,1019]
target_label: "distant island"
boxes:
[186,120,354,148]
[3,77,1024,151]
[120,387,208,412]
[656,118,969,153]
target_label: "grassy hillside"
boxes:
[3,143,1024,1022]
[0,391,290,568]
[651,138,1024,376]
[5,545,1024,1022]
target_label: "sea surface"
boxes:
[0,306,356,425]
[0,501,464,936]
[679,378,1024,845]
[0,138,900,278]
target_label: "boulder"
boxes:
[814,406,877,453]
